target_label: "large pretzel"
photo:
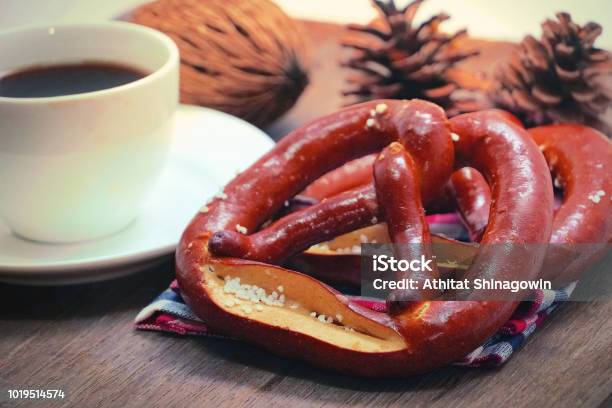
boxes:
[176,100,610,377]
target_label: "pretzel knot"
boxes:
[176,100,611,377]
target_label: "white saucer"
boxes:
[0,104,273,285]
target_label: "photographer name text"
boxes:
[371,254,552,292]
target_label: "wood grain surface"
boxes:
[0,21,610,408]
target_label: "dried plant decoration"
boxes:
[341,0,482,116]
[132,0,309,127]
[490,12,612,136]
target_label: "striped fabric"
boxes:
[135,213,575,368]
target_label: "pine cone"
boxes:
[341,0,482,116]
[490,12,612,135]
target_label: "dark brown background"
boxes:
[0,21,610,408]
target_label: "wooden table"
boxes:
[1,21,610,408]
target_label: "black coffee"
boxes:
[0,62,148,98]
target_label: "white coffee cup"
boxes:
[0,22,179,243]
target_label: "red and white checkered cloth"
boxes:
[135,213,575,367]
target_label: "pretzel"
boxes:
[296,124,611,289]
[175,99,611,377]
[431,124,611,286]
[531,125,611,284]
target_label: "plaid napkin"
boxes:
[135,213,575,368]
